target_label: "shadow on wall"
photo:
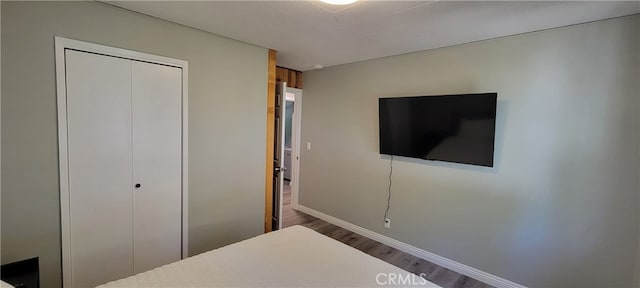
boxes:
[504,42,639,286]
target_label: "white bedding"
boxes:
[98,225,439,287]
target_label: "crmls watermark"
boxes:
[376,273,429,286]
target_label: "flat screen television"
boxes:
[379,93,497,167]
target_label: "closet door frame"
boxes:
[55,37,189,288]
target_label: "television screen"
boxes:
[379,93,497,167]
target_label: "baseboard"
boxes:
[295,204,527,288]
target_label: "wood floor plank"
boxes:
[280,183,494,288]
[352,238,379,252]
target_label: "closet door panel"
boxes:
[131,61,182,273]
[65,50,134,287]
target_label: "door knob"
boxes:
[135,183,141,188]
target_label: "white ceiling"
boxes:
[107,1,639,71]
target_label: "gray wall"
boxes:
[300,15,639,288]
[637,243,640,287]
[1,2,267,287]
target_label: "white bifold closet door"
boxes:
[65,50,182,288]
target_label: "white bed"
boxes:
[98,225,439,287]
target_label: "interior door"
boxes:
[272,82,287,230]
[65,49,183,287]
[131,61,183,273]
[288,88,302,210]
[66,50,134,288]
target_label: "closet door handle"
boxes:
[135,183,141,188]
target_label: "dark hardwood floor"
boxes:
[281,182,493,288]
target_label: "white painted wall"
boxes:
[300,15,639,288]
[1,2,267,287]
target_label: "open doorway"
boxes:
[281,88,302,228]
[273,85,302,230]
[267,64,304,232]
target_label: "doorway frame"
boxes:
[285,87,303,211]
[55,37,189,288]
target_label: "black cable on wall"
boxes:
[384,155,393,221]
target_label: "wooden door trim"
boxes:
[264,49,277,233]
